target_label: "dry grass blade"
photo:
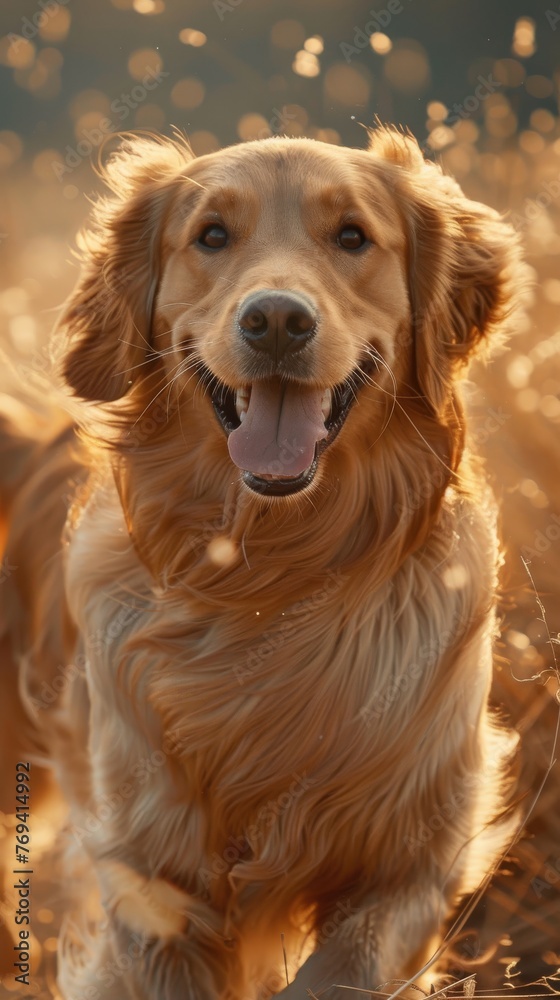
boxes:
[281,932,290,986]
[332,976,475,1000]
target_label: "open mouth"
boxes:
[205,358,376,497]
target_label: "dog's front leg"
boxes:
[59,913,232,1000]
[57,858,235,1000]
[273,885,443,1000]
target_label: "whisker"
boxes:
[130,355,205,430]
[124,312,153,353]
[354,342,465,480]
[353,342,398,445]
[157,301,198,309]
[216,276,243,289]
[114,332,210,376]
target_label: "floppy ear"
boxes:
[369,127,528,415]
[57,134,192,402]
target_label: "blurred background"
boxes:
[0,0,559,996]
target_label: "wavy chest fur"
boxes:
[64,471,499,921]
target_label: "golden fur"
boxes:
[0,128,527,999]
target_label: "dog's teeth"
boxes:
[321,389,332,422]
[235,389,250,420]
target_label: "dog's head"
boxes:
[59,130,524,500]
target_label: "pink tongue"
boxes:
[228,381,328,477]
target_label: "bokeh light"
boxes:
[69,89,112,120]
[383,40,431,93]
[304,35,324,55]
[127,47,163,80]
[179,28,207,47]
[324,64,370,106]
[293,49,321,78]
[188,130,220,155]
[135,102,166,128]
[370,32,392,55]
[170,77,205,109]
[512,17,536,58]
[0,36,36,69]
[525,75,554,98]
[133,0,165,14]
[519,130,546,154]
[38,6,71,42]
[237,113,271,140]
[427,100,448,121]
[493,57,526,86]
[0,131,23,168]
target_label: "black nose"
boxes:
[237,290,317,362]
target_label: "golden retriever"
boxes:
[0,127,526,999]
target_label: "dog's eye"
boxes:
[337,226,367,251]
[198,224,228,249]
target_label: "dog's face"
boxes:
[60,131,522,500]
[156,141,410,496]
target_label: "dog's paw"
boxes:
[98,858,190,938]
